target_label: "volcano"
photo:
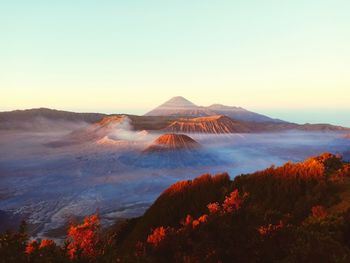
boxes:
[164,115,251,134]
[68,115,126,142]
[144,96,215,117]
[119,133,217,168]
[143,134,200,153]
[144,96,283,122]
[45,115,128,147]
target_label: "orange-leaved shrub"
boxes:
[67,214,101,259]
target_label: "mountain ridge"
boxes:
[145,96,284,123]
[1,99,349,132]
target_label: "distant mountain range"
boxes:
[0,107,105,124]
[145,96,284,123]
[0,108,107,131]
[0,97,349,133]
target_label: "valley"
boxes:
[0,97,349,241]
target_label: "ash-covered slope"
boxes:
[119,134,217,168]
[143,133,200,152]
[72,115,125,141]
[46,115,126,147]
[164,115,251,134]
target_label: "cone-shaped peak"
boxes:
[144,133,200,153]
[160,96,197,108]
[144,96,202,116]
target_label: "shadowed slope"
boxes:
[116,153,350,262]
[119,173,231,251]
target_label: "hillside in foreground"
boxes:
[2,153,350,263]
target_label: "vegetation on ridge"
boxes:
[1,153,350,262]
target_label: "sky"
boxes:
[1,1,349,126]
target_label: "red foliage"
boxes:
[223,189,245,213]
[311,205,328,219]
[67,214,100,259]
[208,189,247,215]
[184,215,193,226]
[39,239,55,249]
[192,214,208,228]
[207,202,220,214]
[198,214,208,223]
[25,240,38,255]
[146,189,247,251]
[147,226,169,247]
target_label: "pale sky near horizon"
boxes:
[1,1,349,126]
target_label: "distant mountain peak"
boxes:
[160,96,197,108]
[144,96,208,116]
[144,96,284,123]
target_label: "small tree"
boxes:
[66,214,101,260]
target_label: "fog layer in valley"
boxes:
[0,117,349,240]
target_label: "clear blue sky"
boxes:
[1,1,349,126]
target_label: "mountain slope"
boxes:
[46,115,126,147]
[243,121,350,133]
[120,173,231,251]
[0,108,107,130]
[0,108,106,123]
[164,115,251,133]
[144,96,216,117]
[115,153,350,262]
[207,104,284,123]
[143,133,200,152]
[145,96,283,123]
